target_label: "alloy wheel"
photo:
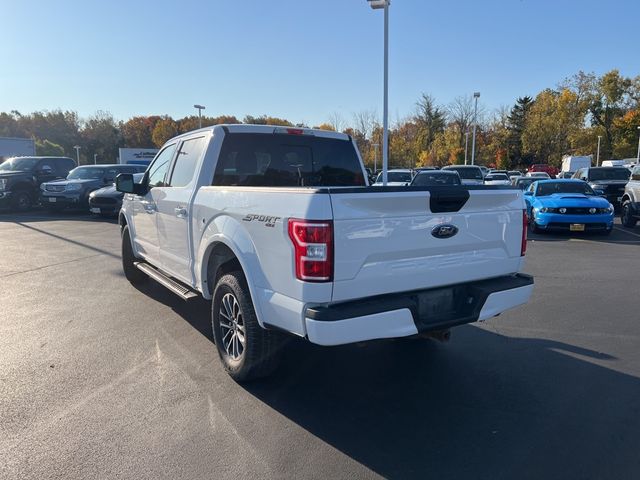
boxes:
[219,292,245,360]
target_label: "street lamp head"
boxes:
[367,0,389,9]
[473,92,481,98]
[193,104,205,110]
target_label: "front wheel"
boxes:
[529,212,542,234]
[621,202,637,228]
[212,271,281,382]
[11,191,32,212]
[121,225,147,284]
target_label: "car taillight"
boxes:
[288,219,333,282]
[521,209,527,256]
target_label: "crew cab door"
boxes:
[130,143,176,264]
[155,135,208,284]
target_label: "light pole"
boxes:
[372,143,379,173]
[73,145,81,166]
[636,126,640,163]
[596,135,602,166]
[368,0,390,185]
[471,92,480,165]
[194,104,206,129]
[93,153,98,165]
[464,131,469,165]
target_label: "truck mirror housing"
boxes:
[116,173,135,193]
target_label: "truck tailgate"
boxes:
[329,187,525,302]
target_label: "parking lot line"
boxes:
[613,227,640,239]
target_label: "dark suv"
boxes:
[572,167,631,210]
[0,156,76,211]
[620,164,640,228]
[40,164,145,211]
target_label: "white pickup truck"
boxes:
[116,124,533,381]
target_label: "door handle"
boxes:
[175,207,188,218]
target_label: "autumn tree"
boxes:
[81,111,123,163]
[122,116,160,148]
[151,116,179,148]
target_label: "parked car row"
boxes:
[0,155,146,216]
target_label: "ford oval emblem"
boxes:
[431,224,459,239]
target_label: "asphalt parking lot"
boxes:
[1,212,639,480]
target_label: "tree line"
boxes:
[0,69,638,169]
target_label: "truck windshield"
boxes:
[213,133,365,187]
[0,157,40,171]
[589,168,630,181]
[536,182,595,196]
[67,167,105,180]
[376,171,412,183]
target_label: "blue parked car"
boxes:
[524,179,614,235]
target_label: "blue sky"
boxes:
[1,0,638,127]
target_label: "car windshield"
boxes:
[536,182,595,196]
[589,168,630,181]
[376,171,412,183]
[67,167,105,180]
[411,172,460,186]
[444,167,483,180]
[0,157,40,171]
[485,174,508,181]
[516,179,535,189]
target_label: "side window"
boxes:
[104,168,118,180]
[632,166,640,181]
[167,136,206,187]
[147,144,176,188]
[38,160,53,172]
[58,159,75,176]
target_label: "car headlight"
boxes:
[65,183,82,191]
[0,178,7,191]
[597,206,614,214]
[539,207,549,213]
[540,207,559,213]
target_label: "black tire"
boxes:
[211,271,281,382]
[121,225,147,284]
[621,202,637,228]
[529,211,542,234]
[11,191,32,212]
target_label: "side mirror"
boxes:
[116,173,135,193]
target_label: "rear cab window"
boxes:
[212,133,365,187]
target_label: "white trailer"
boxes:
[561,155,591,173]
[118,147,158,166]
[0,137,36,161]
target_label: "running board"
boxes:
[134,262,198,300]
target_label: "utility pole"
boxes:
[194,104,206,128]
[73,145,81,166]
[373,143,379,173]
[596,135,602,166]
[93,154,97,165]
[464,131,469,165]
[471,92,480,165]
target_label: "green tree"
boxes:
[415,93,446,155]
[81,111,123,163]
[507,96,533,165]
[35,139,65,156]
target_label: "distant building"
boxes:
[0,137,36,162]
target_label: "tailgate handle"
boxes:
[430,189,470,213]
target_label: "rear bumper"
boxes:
[305,273,534,346]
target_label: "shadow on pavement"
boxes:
[135,280,640,479]
[242,327,639,479]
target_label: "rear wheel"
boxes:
[621,201,637,228]
[211,271,281,382]
[121,225,147,284]
[11,191,32,212]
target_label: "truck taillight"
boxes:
[521,209,527,256]
[288,219,333,282]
